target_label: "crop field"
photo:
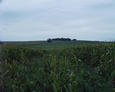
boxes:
[2,40,105,50]
[0,41,115,92]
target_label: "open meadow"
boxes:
[0,41,115,92]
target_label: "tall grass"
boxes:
[0,43,115,92]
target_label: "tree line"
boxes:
[47,38,77,43]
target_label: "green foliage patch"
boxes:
[0,43,115,92]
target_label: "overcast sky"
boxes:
[0,0,115,41]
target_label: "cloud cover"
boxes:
[0,0,115,41]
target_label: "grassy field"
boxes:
[2,40,108,50]
[0,41,115,92]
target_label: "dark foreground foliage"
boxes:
[0,43,115,92]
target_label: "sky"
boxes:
[0,0,115,41]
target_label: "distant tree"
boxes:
[73,39,77,41]
[51,38,71,41]
[0,41,3,44]
[47,39,52,43]
[47,38,73,42]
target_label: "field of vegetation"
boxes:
[0,41,115,92]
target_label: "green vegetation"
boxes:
[3,40,104,50]
[0,41,115,92]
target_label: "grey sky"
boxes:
[0,0,115,41]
